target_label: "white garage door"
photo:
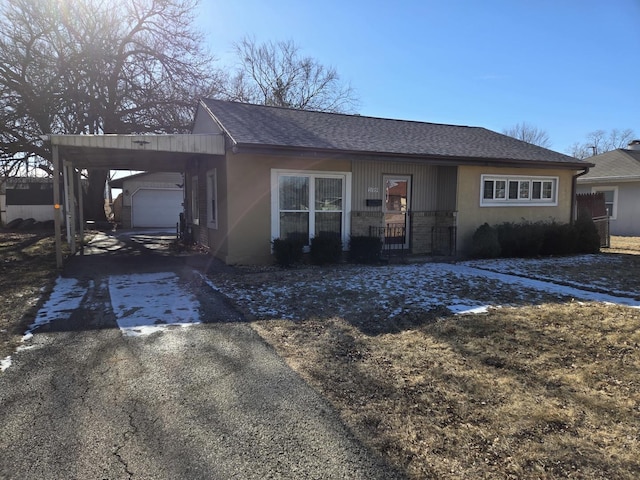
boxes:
[131,189,183,228]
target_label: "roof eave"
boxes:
[578,175,640,184]
[231,143,592,169]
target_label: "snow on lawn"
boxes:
[461,255,639,298]
[108,272,200,337]
[211,262,640,322]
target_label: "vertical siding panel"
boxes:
[436,166,458,211]
[352,160,441,211]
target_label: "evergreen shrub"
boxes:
[310,232,343,265]
[349,235,383,264]
[272,237,304,267]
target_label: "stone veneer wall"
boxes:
[351,211,384,237]
[351,210,457,255]
[410,211,456,255]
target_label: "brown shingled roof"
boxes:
[200,99,589,168]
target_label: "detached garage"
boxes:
[110,172,184,228]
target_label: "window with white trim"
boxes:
[271,170,351,246]
[206,169,218,229]
[191,175,199,225]
[591,186,617,219]
[481,175,558,206]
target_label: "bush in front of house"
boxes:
[471,218,600,259]
[349,235,383,264]
[496,221,546,257]
[574,212,601,254]
[541,222,578,255]
[469,223,501,258]
[310,232,343,265]
[272,237,304,267]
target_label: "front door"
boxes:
[383,175,411,248]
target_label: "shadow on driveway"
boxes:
[0,228,406,479]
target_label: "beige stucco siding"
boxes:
[223,153,351,264]
[456,166,576,254]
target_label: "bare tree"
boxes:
[568,128,636,159]
[502,122,552,148]
[0,0,221,220]
[223,37,359,113]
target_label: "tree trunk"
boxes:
[84,169,109,221]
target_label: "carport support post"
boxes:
[77,166,84,255]
[52,145,63,268]
[64,161,76,255]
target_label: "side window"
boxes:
[481,175,558,206]
[592,187,617,219]
[206,169,218,229]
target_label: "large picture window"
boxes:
[481,175,558,206]
[271,170,351,246]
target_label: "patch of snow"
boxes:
[29,277,87,332]
[449,304,490,315]
[0,356,11,372]
[210,261,640,322]
[108,272,200,337]
[453,264,640,308]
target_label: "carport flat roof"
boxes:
[46,133,225,171]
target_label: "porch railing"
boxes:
[369,223,406,258]
[431,226,457,256]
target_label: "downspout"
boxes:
[571,167,590,224]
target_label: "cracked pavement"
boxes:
[0,230,403,480]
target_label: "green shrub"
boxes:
[574,212,601,254]
[310,232,343,265]
[541,222,577,255]
[349,235,383,264]
[272,237,304,267]
[479,218,601,258]
[470,223,501,258]
[496,221,545,257]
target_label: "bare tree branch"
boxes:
[502,122,552,148]
[0,0,221,219]
[567,128,636,158]
[223,37,359,113]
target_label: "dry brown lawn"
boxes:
[253,303,640,479]
[0,231,64,360]
[242,241,640,479]
[608,235,640,255]
[3,231,640,478]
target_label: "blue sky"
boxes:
[196,0,639,154]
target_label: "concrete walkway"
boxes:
[0,230,404,479]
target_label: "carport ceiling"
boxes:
[47,134,225,172]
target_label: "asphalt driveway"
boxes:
[0,230,403,480]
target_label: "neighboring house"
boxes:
[109,172,184,229]
[183,99,590,265]
[576,141,640,236]
[0,177,55,226]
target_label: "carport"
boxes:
[45,133,225,267]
